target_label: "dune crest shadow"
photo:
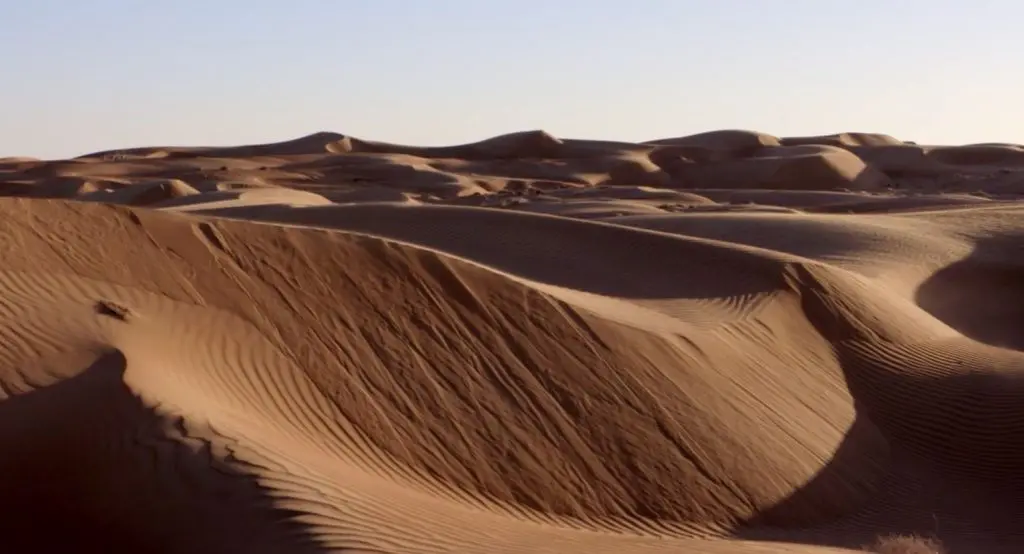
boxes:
[0,349,324,553]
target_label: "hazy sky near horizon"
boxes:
[3,0,1022,158]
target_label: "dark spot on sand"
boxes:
[95,300,132,322]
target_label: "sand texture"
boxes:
[1,130,1023,553]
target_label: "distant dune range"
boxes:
[0,129,1023,553]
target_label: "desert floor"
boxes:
[1,129,1022,553]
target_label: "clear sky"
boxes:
[3,0,1022,158]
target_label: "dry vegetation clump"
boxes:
[864,534,946,554]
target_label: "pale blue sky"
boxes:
[3,0,1022,158]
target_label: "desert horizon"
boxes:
[0,127,1021,552]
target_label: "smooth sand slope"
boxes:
[1,130,1023,553]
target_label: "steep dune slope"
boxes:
[0,199,887,552]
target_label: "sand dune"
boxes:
[1,130,1023,553]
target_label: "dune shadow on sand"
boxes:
[734,264,1024,553]
[732,410,895,550]
[914,232,1024,351]
[0,350,326,553]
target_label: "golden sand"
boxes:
[0,129,1020,552]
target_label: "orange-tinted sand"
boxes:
[0,129,1021,553]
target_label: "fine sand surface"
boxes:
[1,129,1023,553]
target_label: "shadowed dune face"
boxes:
[913,216,1024,350]
[779,133,903,149]
[1,130,1024,553]
[0,348,321,553]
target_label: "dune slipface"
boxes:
[1,130,1024,553]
